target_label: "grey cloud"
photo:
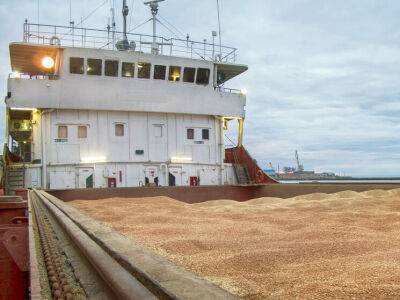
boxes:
[0,0,399,176]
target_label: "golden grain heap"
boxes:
[70,189,400,299]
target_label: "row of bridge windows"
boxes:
[69,57,210,85]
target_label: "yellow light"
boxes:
[41,56,55,69]
[240,88,247,95]
[10,107,37,111]
[170,156,192,163]
[11,71,21,78]
[81,156,107,163]
[172,73,180,81]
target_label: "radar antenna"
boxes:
[144,0,165,54]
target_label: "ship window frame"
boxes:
[183,67,196,83]
[154,65,167,80]
[196,68,210,85]
[154,124,163,138]
[122,62,135,78]
[87,58,102,76]
[202,128,210,140]
[168,66,182,82]
[78,125,88,139]
[58,125,68,139]
[115,123,125,137]
[138,62,151,79]
[69,57,84,74]
[105,59,119,77]
[187,128,194,140]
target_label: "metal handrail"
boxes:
[23,22,238,63]
[215,86,242,94]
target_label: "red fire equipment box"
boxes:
[190,176,199,186]
[108,178,117,188]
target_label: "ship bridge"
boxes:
[7,22,248,118]
[3,17,255,192]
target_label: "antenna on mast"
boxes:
[122,0,129,41]
[116,0,134,50]
[144,0,165,54]
[216,0,222,61]
[110,1,116,49]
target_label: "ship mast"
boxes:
[122,0,129,42]
[144,0,165,54]
[116,0,131,50]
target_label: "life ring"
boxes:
[256,170,264,183]
[50,36,61,46]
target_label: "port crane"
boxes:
[295,150,304,172]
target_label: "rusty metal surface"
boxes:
[2,226,28,271]
[0,202,27,227]
[0,196,24,202]
[49,185,257,203]
[28,195,43,300]
[32,189,157,300]
[0,200,28,300]
[48,182,400,204]
[31,195,78,299]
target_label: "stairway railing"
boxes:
[225,146,278,184]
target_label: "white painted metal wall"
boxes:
[37,109,237,189]
[46,109,220,165]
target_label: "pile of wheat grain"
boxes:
[70,189,400,299]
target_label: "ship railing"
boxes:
[23,22,238,63]
[214,86,243,94]
[9,73,60,80]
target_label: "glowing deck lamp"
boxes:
[11,71,21,78]
[10,107,37,111]
[81,156,107,163]
[240,88,247,95]
[41,56,55,69]
[170,156,192,163]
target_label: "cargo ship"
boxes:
[1,2,399,299]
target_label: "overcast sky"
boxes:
[0,0,399,177]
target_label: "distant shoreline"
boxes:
[278,178,400,184]
[277,177,400,181]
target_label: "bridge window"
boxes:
[115,123,125,137]
[183,67,195,83]
[70,57,84,74]
[87,58,102,76]
[58,125,68,139]
[169,66,181,81]
[202,129,209,140]
[196,68,210,85]
[154,65,166,80]
[105,60,118,77]
[187,128,194,140]
[78,126,87,139]
[138,62,151,79]
[122,62,135,77]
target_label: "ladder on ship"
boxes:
[232,149,251,184]
[5,165,25,195]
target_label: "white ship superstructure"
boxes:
[2,2,261,191]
